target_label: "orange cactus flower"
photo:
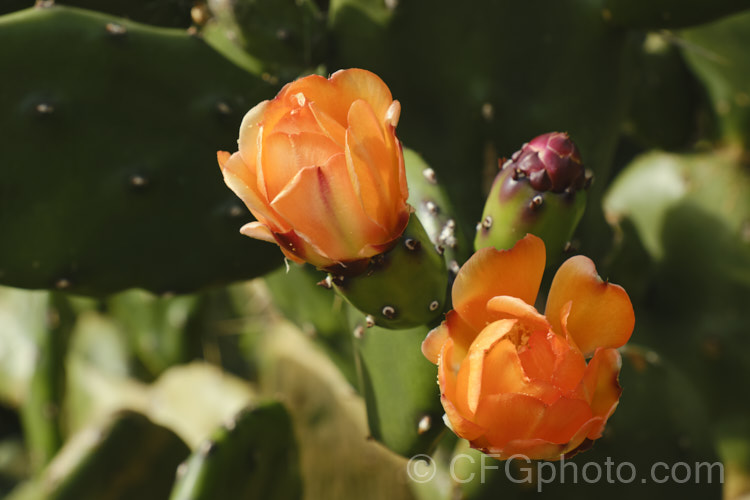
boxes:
[217,68,410,271]
[422,234,635,460]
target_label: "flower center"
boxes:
[505,321,533,354]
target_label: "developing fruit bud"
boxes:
[475,132,590,265]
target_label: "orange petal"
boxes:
[271,154,387,263]
[422,323,448,365]
[463,320,520,413]
[331,68,394,124]
[473,393,547,447]
[442,310,479,355]
[218,151,287,231]
[345,99,403,231]
[532,396,593,444]
[438,338,473,419]
[516,328,557,384]
[549,332,587,394]
[239,221,275,243]
[451,234,546,333]
[262,131,341,201]
[309,101,346,147]
[270,102,326,137]
[237,100,269,168]
[545,255,635,355]
[441,395,486,441]
[492,439,565,461]
[486,295,549,330]
[580,348,622,422]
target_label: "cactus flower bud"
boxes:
[514,132,586,193]
[422,234,635,460]
[475,132,589,264]
[217,69,409,273]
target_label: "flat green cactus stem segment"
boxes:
[1,0,194,26]
[168,403,301,500]
[0,6,281,295]
[205,0,326,81]
[403,148,471,271]
[603,151,750,286]
[13,410,190,500]
[681,9,750,151]
[333,215,448,330]
[474,167,586,267]
[600,0,750,29]
[354,322,445,457]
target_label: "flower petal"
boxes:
[331,68,394,123]
[491,439,566,461]
[545,255,635,355]
[237,100,269,168]
[239,221,275,243]
[271,153,391,264]
[442,309,479,355]
[422,323,448,365]
[473,393,547,447]
[486,295,549,330]
[262,131,341,201]
[532,396,593,444]
[452,234,546,333]
[345,99,404,230]
[218,151,287,231]
[441,396,486,441]
[580,348,622,431]
[463,320,522,413]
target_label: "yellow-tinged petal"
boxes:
[237,100,268,167]
[422,324,448,365]
[452,234,546,333]
[345,99,403,229]
[545,255,635,355]
[464,319,520,413]
[239,222,275,243]
[218,151,287,232]
[486,295,549,330]
[331,68,394,124]
[309,101,346,147]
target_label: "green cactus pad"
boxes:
[205,0,325,81]
[14,410,190,500]
[168,402,301,500]
[603,150,750,286]
[403,148,471,274]
[474,165,586,266]
[0,6,281,295]
[332,214,449,330]
[681,9,750,150]
[354,321,445,457]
